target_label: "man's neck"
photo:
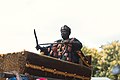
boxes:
[63,37,69,40]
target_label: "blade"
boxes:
[34,29,39,45]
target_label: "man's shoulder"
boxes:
[70,37,79,41]
[54,38,81,42]
[70,37,82,45]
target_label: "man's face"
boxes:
[61,30,69,40]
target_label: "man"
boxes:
[36,25,83,64]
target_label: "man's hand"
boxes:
[35,45,47,52]
[11,71,22,80]
[35,45,41,50]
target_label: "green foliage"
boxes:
[82,40,120,79]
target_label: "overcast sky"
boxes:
[0,0,120,54]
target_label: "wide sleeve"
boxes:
[71,38,83,52]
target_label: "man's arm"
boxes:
[12,71,22,80]
[71,38,83,51]
[34,29,49,55]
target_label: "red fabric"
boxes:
[36,78,47,80]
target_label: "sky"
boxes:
[0,0,120,54]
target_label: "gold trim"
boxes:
[26,63,90,80]
[77,51,92,68]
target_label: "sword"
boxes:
[34,29,39,46]
[34,29,79,46]
[38,42,79,45]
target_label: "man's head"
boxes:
[60,25,71,40]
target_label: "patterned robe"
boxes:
[49,38,83,64]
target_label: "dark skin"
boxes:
[61,30,70,40]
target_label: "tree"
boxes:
[98,40,120,79]
[82,40,120,79]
